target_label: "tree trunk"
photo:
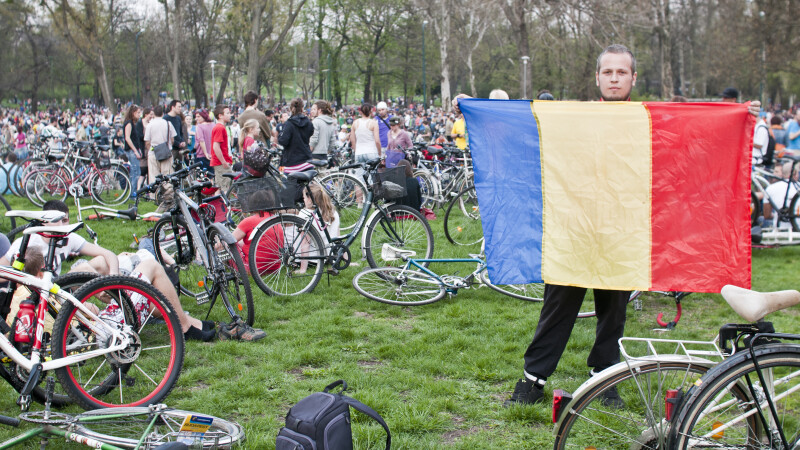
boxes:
[433,1,451,110]
[217,56,234,104]
[246,4,265,94]
[96,53,116,113]
[164,0,181,100]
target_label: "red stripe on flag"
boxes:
[646,102,753,292]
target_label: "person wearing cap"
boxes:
[386,116,412,168]
[721,87,739,103]
[195,109,215,173]
[375,101,393,151]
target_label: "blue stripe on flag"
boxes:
[460,99,543,284]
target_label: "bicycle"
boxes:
[146,163,255,326]
[551,284,797,449]
[351,250,544,305]
[0,211,184,411]
[0,382,244,449]
[245,158,434,296]
[668,285,800,449]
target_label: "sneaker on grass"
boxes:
[504,379,545,407]
[219,319,266,342]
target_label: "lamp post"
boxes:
[209,60,217,105]
[759,11,766,106]
[521,56,530,99]
[135,29,144,104]
[422,20,428,110]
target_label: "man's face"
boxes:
[596,53,636,101]
[378,107,387,118]
[221,108,231,123]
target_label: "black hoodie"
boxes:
[278,115,313,167]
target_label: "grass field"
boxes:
[0,193,798,449]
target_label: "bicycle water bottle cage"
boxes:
[381,244,416,262]
[719,322,776,354]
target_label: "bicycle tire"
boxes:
[669,343,800,449]
[32,170,68,205]
[2,272,103,407]
[19,169,42,206]
[51,275,185,409]
[72,406,245,449]
[0,195,16,237]
[413,170,437,210]
[752,190,762,226]
[248,214,325,296]
[316,171,368,232]
[789,190,800,231]
[207,227,254,325]
[90,165,131,206]
[352,267,446,305]
[0,163,9,196]
[443,186,483,246]
[554,360,712,450]
[364,204,434,269]
[478,271,544,302]
[152,217,208,302]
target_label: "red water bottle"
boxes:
[14,299,35,344]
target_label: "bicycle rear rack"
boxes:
[619,336,728,366]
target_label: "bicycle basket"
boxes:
[235,176,297,213]
[372,167,407,201]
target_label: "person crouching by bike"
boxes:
[277,98,314,175]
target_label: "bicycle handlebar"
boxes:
[0,415,20,427]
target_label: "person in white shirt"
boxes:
[763,161,798,229]
[753,114,770,165]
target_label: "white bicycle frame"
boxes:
[0,265,129,374]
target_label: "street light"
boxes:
[759,11,766,106]
[521,56,530,99]
[135,29,144,104]
[209,60,217,105]
[422,20,428,110]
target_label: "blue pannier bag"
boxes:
[276,380,391,450]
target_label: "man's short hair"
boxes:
[213,104,228,119]
[243,91,259,107]
[43,200,69,215]
[153,105,164,117]
[771,115,783,126]
[596,44,636,73]
[168,100,181,111]
[264,109,275,118]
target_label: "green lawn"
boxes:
[0,193,798,449]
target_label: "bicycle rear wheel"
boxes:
[32,170,68,205]
[249,214,325,296]
[554,361,711,450]
[72,406,245,449]
[669,343,800,449]
[152,217,208,302]
[316,171,368,232]
[364,204,434,269]
[51,275,185,410]
[443,186,483,246]
[352,267,446,305]
[90,166,131,206]
[478,271,543,302]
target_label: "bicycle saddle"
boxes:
[222,172,241,180]
[426,146,444,155]
[116,207,138,221]
[5,211,66,223]
[381,244,416,262]
[188,181,213,192]
[288,170,317,182]
[308,159,328,167]
[96,144,111,150]
[24,222,85,236]
[720,284,800,322]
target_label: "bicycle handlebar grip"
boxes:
[136,185,152,196]
[0,415,20,427]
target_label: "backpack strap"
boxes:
[340,395,391,450]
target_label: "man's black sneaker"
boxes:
[600,386,625,409]
[504,379,545,407]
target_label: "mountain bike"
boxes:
[146,163,255,326]
[0,211,184,411]
[246,158,434,296]
[551,284,798,449]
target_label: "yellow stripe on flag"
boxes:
[534,101,652,290]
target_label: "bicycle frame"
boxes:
[397,257,487,291]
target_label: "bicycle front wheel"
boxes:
[352,267,446,305]
[90,166,131,206]
[207,227,254,325]
[669,343,800,449]
[72,406,245,449]
[316,171,368,232]
[249,214,325,296]
[443,186,483,246]
[51,275,185,410]
[478,271,543,302]
[364,204,434,268]
[554,361,711,450]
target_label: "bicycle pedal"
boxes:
[327,268,339,275]
[195,291,210,305]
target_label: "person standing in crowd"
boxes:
[450,103,468,150]
[211,104,234,192]
[375,102,392,153]
[309,100,337,161]
[122,106,142,194]
[770,115,788,158]
[237,91,272,152]
[276,112,289,136]
[14,125,28,160]
[164,100,185,161]
[386,116,412,168]
[135,107,153,189]
[786,109,800,152]
[185,113,195,158]
[350,103,382,164]
[194,109,215,173]
[277,98,314,174]
[144,105,176,210]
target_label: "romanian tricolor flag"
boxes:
[460,99,753,293]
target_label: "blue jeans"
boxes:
[126,150,140,194]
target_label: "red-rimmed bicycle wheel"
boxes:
[51,275,185,410]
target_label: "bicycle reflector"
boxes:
[712,421,725,439]
[552,389,572,423]
[665,389,679,421]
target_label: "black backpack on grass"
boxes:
[276,380,391,450]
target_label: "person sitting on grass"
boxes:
[296,184,340,274]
